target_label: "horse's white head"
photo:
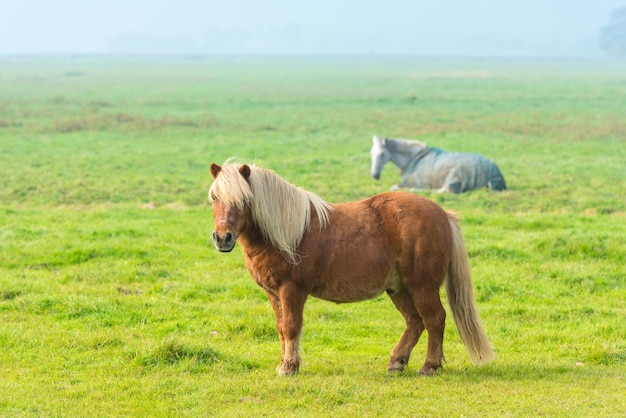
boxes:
[370,135,391,180]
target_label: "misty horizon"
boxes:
[1,1,624,57]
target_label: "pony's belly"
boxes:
[310,288,386,303]
[309,273,398,303]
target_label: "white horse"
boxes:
[370,136,507,193]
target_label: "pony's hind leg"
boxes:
[410,286,447,376]
[387,288,425,373]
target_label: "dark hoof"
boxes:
[387,360,407,373]
[418,364,440,376]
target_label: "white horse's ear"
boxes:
[373,135,383,145]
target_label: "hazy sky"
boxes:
[1,1,624,56]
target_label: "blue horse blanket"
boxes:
[400,147,507,193]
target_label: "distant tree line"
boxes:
[601,6,626,56]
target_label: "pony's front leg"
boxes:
[265,291,286,371]
[275,282,308,376]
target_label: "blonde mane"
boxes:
[209,163,333,264]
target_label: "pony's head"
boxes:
[370,135,391,180]
[209,162,332,264]
[209,163,253,253]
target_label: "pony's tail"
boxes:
[446,212,495,365]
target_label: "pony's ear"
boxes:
[238,164,251,180]
[210,163,222,178]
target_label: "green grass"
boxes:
[1,56,625,417]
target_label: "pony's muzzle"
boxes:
[371,172,381,180]
[212,230,237,252]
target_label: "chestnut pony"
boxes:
[209,162,494,376]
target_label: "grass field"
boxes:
[1,56,625,417]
